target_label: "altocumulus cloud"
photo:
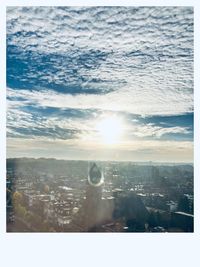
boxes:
[6,7,193,161]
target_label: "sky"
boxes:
[6,6,193,162]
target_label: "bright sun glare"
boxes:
[96,116,124,145]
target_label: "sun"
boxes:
[96,115,124,145]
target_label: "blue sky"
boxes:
[6,7,193,162]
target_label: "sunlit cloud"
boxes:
[7,87,193,117]
[131,124,191,138]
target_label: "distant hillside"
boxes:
[7,158,193,181]
[7,158,88,178]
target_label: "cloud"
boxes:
[131,124,191,138]
[7,89,192,144]
[6,7,193,160]
[7,7,193,55]
[7,86,193,117]
[7,7,193,117]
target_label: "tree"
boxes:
[15,204,27,219]
[13,191,23,205]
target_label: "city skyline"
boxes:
[7,7,193,162]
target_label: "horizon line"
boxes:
[6,157,193,165]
